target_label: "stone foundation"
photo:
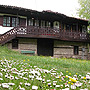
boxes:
[54,40,88,60]
[6,38,37,55]
[5,38,89,60]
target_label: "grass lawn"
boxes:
[0,46,90,90]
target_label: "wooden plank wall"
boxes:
[0,16,3,26]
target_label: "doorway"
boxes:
[37,39,54,56]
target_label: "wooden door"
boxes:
[37,39,53,56]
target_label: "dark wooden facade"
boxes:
[0,5,90,58]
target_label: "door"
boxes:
[37,39,53,56]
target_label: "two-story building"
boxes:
[0,5,90,59]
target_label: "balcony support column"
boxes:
[78,24,80,32]
[71,25,72,32]
[16,13,19,26]
[64,24,66,32]
[51,21,53,28]
[59,21,62,32]
[76,23,78,32]
[61,22,63,32]
[26,17,28,27]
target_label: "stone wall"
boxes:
[6,38,37,54]
[5,38,89,59]
[54,40,88,60]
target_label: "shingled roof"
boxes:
[0,4,37,12]
[0,4,88,24]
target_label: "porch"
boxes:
[0,25,90,45]
[17,26,89,41]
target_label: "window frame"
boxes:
[12,17,18,27]
[72,24,76,31]
[3,16,11,27]
[41,20,45,27]
[3,16,19,27]
[66,24,71,31]
[46,21,51,27]
[28,19,33,26]
[35,20,39,26]
[74,46,79,55]
[53,21,59,29]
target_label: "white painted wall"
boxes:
[0,26,13,34]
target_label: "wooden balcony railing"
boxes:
[0,26,90,45]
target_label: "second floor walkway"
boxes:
[0,25,90,45]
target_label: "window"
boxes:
[12,39,18,49]
[28,19,33,26]
[53,21,59,29]
[82,25,87,33]
[3,17,10,26]
[74,46,79,55]
[46,21,51,27]
[66,24,71,31]
[12,17,18,27]
[35,20,39,26]
[41,20,45,27]
[3,16,19,27]
[72,24,76,31]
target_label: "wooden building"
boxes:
[0,5,90,59]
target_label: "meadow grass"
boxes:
[0,46,90,90]
[0,46,89,75]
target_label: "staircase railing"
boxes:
[0,26,27,45]
[0,27,18,45]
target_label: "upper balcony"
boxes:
[16,26,90,42]
[0,25,90,45]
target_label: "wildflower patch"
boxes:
[0,58,90,90]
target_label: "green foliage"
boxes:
[78,0,90,32]
[78,0,90,20]
[0,46,90,75]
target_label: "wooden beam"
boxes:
[64,24,66,32]
[71,25,72,32]
[76,23,78,32]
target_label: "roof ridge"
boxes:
[0,4,38,12]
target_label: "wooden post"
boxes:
[76,23,78,32]
[17,13,19,26]
[78,25,80,32]
[59,22,61,32]
[71,25,72,32]
[64,24,66,32]
[26,17,27,27]
[61,22,62,32]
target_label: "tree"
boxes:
[78,0,90,31]
[78,0,90,20]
